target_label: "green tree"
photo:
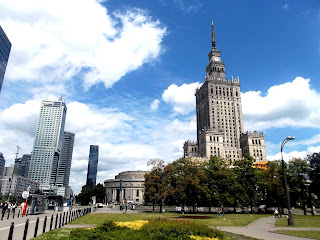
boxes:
[76,185,93,205]
[144,159,165,211]
[92,183,107,203]
[308,153,320,200]
[257,161,285,210]
[204,156,233,212]
[233,155,258,212]
[287,158,309,208]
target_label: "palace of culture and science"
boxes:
[184,22,266,163]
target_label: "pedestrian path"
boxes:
[215,216,319,240]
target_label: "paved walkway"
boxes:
[215,216,320,240]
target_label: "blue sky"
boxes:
[0,0,319,193]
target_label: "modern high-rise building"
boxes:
[0,153,5,192]
[28,98,67,192]
[183,22,266,162]
[86,145,99,188]
[0,25,12,93]
[56,131,75,187]
[14,154,31,178]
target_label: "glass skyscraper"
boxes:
[86,145,99,188]
[56,131,75,187]
[0,25,11,93]
[28,98,67,189]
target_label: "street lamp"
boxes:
[281,136,295,226]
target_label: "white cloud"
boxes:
[0,97,197,193]
[162,82,201,115]
[150,99,160,111]
[172,0,204,13]
[242,77,320,131]
[0,0,166,89]
[267,145,320,162]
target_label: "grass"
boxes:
[69,212,271,227]
[275,215,320,227]
[275,230,320,239]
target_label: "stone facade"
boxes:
[183,140,198,158]
[184,22,266,163]
[104,171,148,204]
[240,131,266,162]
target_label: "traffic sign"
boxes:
[22,191,29,198]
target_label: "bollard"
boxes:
[7,211,10,220]
[23,219,29,240]
[17,211,20,218]
[55,214,58,229]
[61,212,65,227]
[43,216,47,233]
[59,213,62,228]
[49,214,53,231]
[66,211,69,225]
[12,211,15,219]
[26,209,29,216]
[65,212,68,225]
[34,217,39,238]
[7,222,14,240]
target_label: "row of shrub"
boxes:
[67,218,224,240]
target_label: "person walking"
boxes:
[1,201,8,220]
[20,202,25,217]
[11,202,17,217]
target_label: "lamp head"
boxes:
[286,136,295,141]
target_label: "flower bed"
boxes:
[68,218,224,240]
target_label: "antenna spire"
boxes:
[212,20,216,48]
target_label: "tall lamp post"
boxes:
[281,136,295,226]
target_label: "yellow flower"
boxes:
[190,235,219,240]
[115,220,149,230]
[84,227,96,230]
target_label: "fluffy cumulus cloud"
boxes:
[162,82,201,115]
[0,0,166,89]
[242,77,320,131]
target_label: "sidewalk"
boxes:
[215,216,319,240]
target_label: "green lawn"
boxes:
[275,215,320,227]
[275,230,320,239]
[70,212,271,227]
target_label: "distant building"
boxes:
[0,153,5,179]
[1,166,39,197]
[86,145,99,188]
[14,154,31,178]
[183,22,266,162]
[0,25,11,93]
[104,171,148,204]
[0,153,5,192]
[56,131,75,187]
[28,98,67,193]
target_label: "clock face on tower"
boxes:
[214,57,219,62]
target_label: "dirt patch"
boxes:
[173,215,212,219]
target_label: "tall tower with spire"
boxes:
[184,22,266,163]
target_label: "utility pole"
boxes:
[8,145,22,202]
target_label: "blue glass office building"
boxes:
[0,26,11,93]
[86,145,99,188]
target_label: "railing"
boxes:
[5,206,97,240]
